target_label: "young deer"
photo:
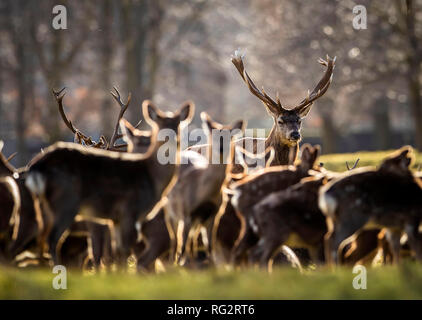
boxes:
[25,100,193,265]
[249,175,328,268]
[230,144,321,264]
[319,146,422,265]
[231,51,335,170]
[165,112,245,265]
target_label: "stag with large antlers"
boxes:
[231,50,335,169]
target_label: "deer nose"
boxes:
[290,132,300,141]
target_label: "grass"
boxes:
[1,149,422,300]
[1,263,422,299]
[320,149,422,172]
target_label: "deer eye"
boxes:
[278,119,284,125]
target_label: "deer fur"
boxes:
[211,146,275,265]
[230,144,321,264]
[249,175,328,268]
[24,100,193,265]
[319,146,422,265]
[165,112,245,264]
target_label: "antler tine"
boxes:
[295,55,336,110]
[53,88,101,147]
[53,88,77,134]
[231,50,281,112]
[346,158,360,170]
[108,87,132,150]
[7,152,17,162]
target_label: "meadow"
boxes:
[1,149,422,300]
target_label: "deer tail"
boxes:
[25,171,47,196]
[318,188,338,218]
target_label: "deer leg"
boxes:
[233,224,258,265]
[325,212,367,265]
[88,223,107,269]
[119,216,137,268]
[137,211,170,272]
[47,202,79,265]
[385,229,402,265]
[405,220,422,261]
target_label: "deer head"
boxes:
[379,146,414,175]
[231,51,335,146]
[119,119,152,154]
[143,100,194,133]
[297,144,321,173]
[200,112,245,164]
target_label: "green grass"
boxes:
[2,264,422,299]
[320,149,422,172]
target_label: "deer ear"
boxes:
[178,101,195,124]
[298,103,313,118]
[200,112,214,133]
[119,119,136,152]
[231,120,245,132]
[312,145,321,159]
[300,143,312,161]
[142,100,160,125]
[265,147,275,167]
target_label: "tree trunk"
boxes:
[372,96,392,150]
[121,0,147,124]
[100,0,114,138]
[15,41,27,166]
[319,99,338,154]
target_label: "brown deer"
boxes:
[211,146,275,265]
[24,99,193,265]
[248,175,328,268]
[230,51,335,170]
[319,146,422,265]
[230,144,321,264]
[165,112,245,265]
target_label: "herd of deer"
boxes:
[0,51,421,273]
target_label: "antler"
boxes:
[53,88,107,148]
[231,49,283,113]
[293,55,336,111]
[108,87,132,150]
[346,158,360,170]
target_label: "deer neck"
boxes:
[265,126,298,166]
[146,137,180,201]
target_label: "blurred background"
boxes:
[0,0,421,166]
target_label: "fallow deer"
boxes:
[319,146,422,265]
[230,50,335,170]
[165,112,245,265]
[230,144,321,264]
[248,175,328,268]
[24,99,193,265]
[231,144,319,261]
[211,146,275,265]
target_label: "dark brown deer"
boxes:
[319,146,422,265]
[25,99,193,265]
[230,144,321,264]
[230,51,335,170]
[248,175,328,268]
